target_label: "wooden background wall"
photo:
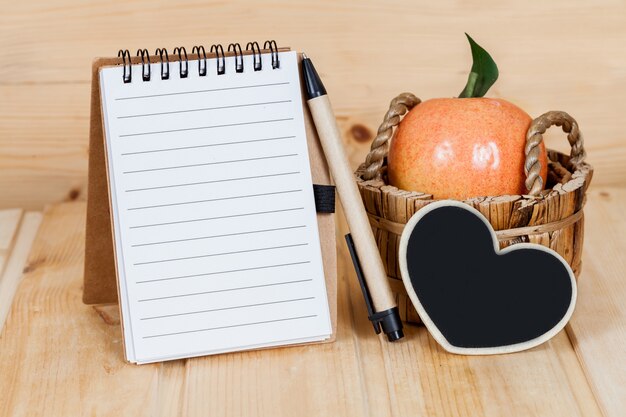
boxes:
[1,0,624,209]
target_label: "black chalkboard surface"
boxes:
[399,200,576,355]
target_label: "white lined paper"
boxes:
[99,51,331,364]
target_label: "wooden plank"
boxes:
[0,209,22,250]
[566,187,626,417]
[336,206,602,417]
[0,209,23,275]
[551,332,604,417]
[2,1,626,209]
[0,202,370,416]
[0,211,42,330]
[0,203,157,416]
[0,196,615,416]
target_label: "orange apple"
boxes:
[387,97,548,200]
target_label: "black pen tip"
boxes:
[301,53,327,100]
[387,329,404,342]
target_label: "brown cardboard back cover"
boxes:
[83,52,337,338]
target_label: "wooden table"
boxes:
[1,1,625,415]
[0,187,624,416]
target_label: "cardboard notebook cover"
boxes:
[83,50,337,342]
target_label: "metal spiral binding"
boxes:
[136,49,151,81]
[264,40,280,69]
[228,43,244,73]
[246,41,262,71]
[192,45,207,76]
[116,40,280,82]
[173,47,188,78]
[117,49,132,83]
[211,44,226,75]
[155,48,169,80]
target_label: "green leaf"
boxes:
[458,33,499,98]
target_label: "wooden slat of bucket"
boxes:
[553,216,574,264]
[377,183,395,276]
[397,190,425,274]
[509,198,536,229]
[364,181,388,273]
[406,192,432,218]
[380,185,394,218]
[383,186,415,279]
[359,179,385,216]
[399,192,431,323]
[529,232,551,247]
[476,198,493,224]
[529,198,549,227]
[486,195,521,230]
[571,215,585,277]
[499,236,526,249]
[380,185,397,278]
[464,196,485,212]
[545,190,564,224]
[550,172,587,265]
[412,198,433,212]
[578,164,594,195]
[565,171,589,212]
[554,185,575,264]
[380,231,389,274]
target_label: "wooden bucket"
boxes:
[355,93,594,324]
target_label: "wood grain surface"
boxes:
[1,0,626,209]
[0,210,42,329]
[1,1,625,416]
[0,187,624,416]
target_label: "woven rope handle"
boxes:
[361,93,421,180]
[525,111,586,196]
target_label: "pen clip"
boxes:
[345,233,382,334]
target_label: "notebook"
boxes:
[91,43,334,364]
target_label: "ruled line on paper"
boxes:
[122,153,298,174]
[121,135,295,156]
[115,82,290,101]
[133,243,309,266]
[140,297,315,321]
[125,171,300,192]
[135,260,311,284]
[117,100,292,119]
[132,225,306,247]
[138,279,313,302]
[118,118,294,138]
[129,207,304,229]
[143,315,318,339]
[127,189,302,211]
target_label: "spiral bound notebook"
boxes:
[83,42,337,364]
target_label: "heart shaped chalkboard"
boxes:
[399,200,576,355]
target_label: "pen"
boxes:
[301,53,404,341]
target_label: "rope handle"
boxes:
[359,93,421,181]
[525,111,586,195]
[360,94,586,197]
